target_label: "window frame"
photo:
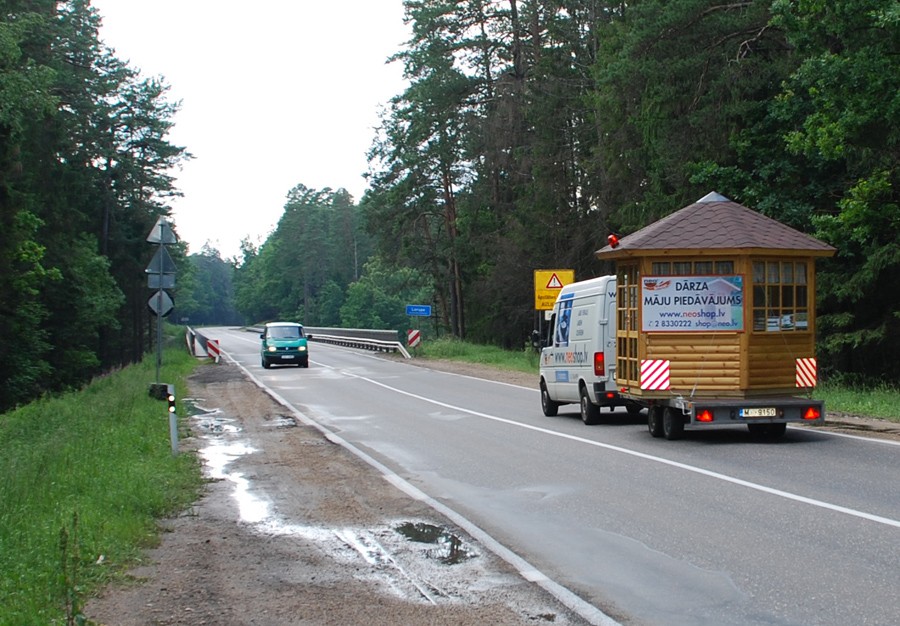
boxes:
[751,260,809,333]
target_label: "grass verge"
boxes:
[416,337,540,374]
[816,380,900,422]
[417,338,900,423]
[0,346,203,625]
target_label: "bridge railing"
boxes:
[249,326,411,359]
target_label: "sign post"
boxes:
[406,304,431,352]
[533,269,574,349]
[146,216,179,455]
[146,216,177,383]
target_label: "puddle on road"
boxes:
[188,399,269,524]
[187,398,241,435]
[187,397,478,607]
[395,521,476,565]
[269,415,297,428]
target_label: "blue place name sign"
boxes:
[406,304,432,317]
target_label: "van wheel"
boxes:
[580,385,601,425]
[648,406,664,438]
[262,358,271,369]
[662,407,684,440]
[540,381,559,417]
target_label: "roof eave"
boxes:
[595,246,836,260]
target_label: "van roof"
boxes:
[265,321,303,328]
[558,275,615,299]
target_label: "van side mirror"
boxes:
[531,329,541,350]
[259,333,265,339]
[306,333,313,340]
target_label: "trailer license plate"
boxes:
[740,407,776,418]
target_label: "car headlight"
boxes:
[299,346,307,352]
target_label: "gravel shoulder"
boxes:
[85,356,897,626]
[85,361,599,626]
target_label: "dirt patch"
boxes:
[85,362,593,626]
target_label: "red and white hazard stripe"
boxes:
[641,359,670,390]
[407,329,421,348]
[796,357,817,388]
[206,339,221,363]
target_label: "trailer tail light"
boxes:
[803,406,821,420]
[594,352,605,376]
[697,409,714,423]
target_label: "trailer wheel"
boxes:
[748,423,787,439]
[662,407,684,440]
[648,406,664,438]
[580,385,601,425]
[540,380,559,417]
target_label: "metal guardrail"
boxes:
[247,325,411,359]
[185,326,220,361]
[310,333,411,359]
[303,327,399,342]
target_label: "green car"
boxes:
[260,322,311,368]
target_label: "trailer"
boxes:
[566,191,835,439]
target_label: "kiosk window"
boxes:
[652,260,734,275]
[752,261,808,332]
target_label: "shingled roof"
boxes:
[595,192,836,259]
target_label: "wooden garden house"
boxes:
[595,192,836,400]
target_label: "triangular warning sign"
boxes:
[546,273,564,289]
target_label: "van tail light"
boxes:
[594,352,605,376]
[803,406,821,420]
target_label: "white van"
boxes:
[539,275,637,424]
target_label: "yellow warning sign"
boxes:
[534,269,574,311]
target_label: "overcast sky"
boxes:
[92,1,410,259]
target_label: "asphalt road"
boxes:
[208,327,900,626]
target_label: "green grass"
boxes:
[417,337,540,374]
[0,346,204,625]
[816,380,900,422]
[417,339,900,423]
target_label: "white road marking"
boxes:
[350,369,900,530]
[219,339,900,530]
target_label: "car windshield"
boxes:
[268,326,302,339]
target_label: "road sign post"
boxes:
[146,216,177,383]
[533,269,574,350]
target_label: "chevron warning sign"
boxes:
[796,357,818,388]
[641,359,670,390]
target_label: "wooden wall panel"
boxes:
[644,334,742,392]
[747,334,815,390]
